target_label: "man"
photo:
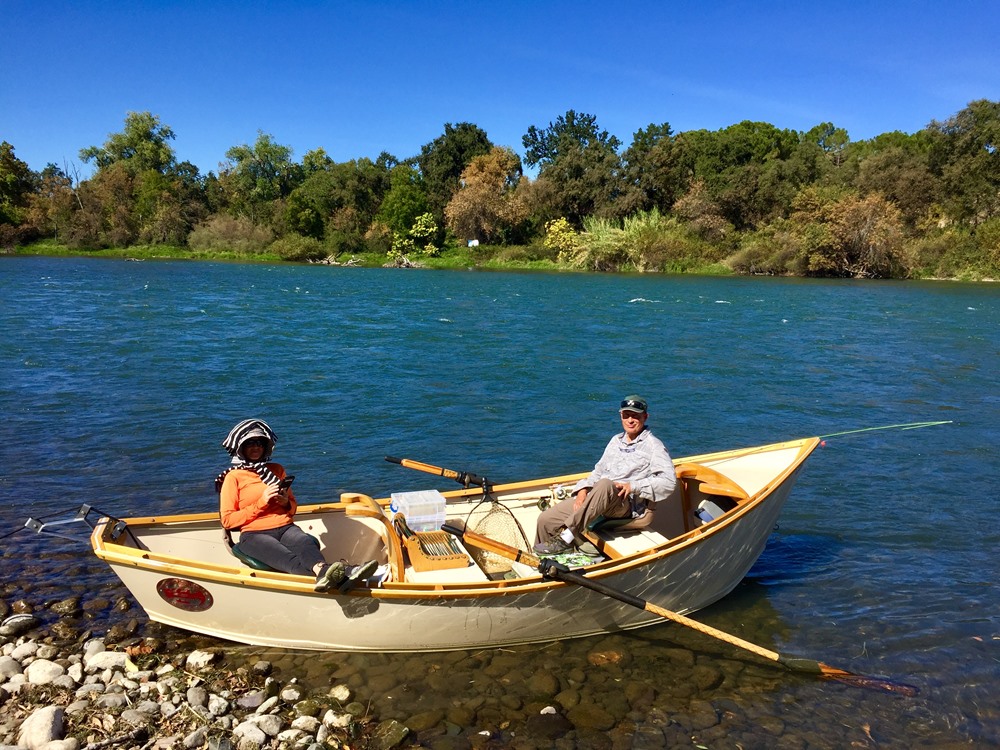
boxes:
[534,395,677,555]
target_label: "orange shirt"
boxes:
[219,463,298,532]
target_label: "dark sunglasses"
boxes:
[620,399,647,412]
[243,438,268,448]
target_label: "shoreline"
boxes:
[0,609,398,750]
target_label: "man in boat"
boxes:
[534,395,677,555]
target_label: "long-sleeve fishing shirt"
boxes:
[219,463,297,532]
[572,428,677,507]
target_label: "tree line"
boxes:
[1,100,998,279]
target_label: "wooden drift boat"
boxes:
[88,437,820,652]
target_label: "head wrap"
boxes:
[215,419,281,493]
[222,419,278,461]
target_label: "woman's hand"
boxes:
[259,484,281,508]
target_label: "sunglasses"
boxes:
[243,438,268,448]
[620,399,647,412]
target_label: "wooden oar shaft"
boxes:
[450,526,839,678]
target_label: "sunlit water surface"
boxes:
[1,256,997,747]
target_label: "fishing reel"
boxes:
[539,483,570,510]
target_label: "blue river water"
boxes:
[1,255,998,746]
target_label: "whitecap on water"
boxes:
[628,297,661,303]
[714,300,731,304]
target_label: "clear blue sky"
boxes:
[3,0,997,177]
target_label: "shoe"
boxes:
[532,537,573,556]
[338,559,379,592]
[314,561,346,592]
[575,540,602,558]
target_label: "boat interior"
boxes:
[93,457,767,590]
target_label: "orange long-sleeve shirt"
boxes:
[219,463,298,532]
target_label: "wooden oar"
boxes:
[385,455,491,489]
[443,524,918,697]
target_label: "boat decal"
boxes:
[156,577,214,612]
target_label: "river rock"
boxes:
[0,656,22,680]
[17,705,64,750]
[567,702,616,731]
[25,659,65,685]
[369,719,409,750]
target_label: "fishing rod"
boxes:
[818,420,953,440]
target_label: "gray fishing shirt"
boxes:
[572,427,677,507]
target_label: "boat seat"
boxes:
[229,544,273,571]
[586,510,653,533]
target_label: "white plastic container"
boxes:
[695,499,728,525]
[389,490,447,533]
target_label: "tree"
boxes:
[25,164,77,242]
[79,111,176,175]
[444,147,527,244]
[617,123,682,215]
[521,110,622,226]
[928,99,1000,225]
[220,132,301,223]
[375,164,428,237]
[417,123,493,226]
[0,141,34,227]
[803,122,849,167]
[522,110,621,168]
[793,190,910,278]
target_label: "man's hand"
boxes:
[573,489,588,511]
[614,482,632,499]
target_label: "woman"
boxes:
[215,419,374,592]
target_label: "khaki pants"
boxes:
[535,478,632,543]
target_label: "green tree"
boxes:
[0,141,34,227]
[417,123,493,228]
[928,99,1000,225]
[522,110,622,226]
[522,110,621,168]
[221,132,301,223]
[617,123,682,215]
[375,164,428,237]
[79,111,176,175]
[803,122,850,167]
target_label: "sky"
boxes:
[3,0,998,179]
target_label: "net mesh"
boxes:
[464,499,531,575]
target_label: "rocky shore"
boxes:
[0,606,405,750]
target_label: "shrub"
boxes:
[188,214,273,254]
[269,234,326,262]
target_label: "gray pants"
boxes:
[535,478,632,544]
[237,523,325,575]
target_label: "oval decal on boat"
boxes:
[156,578,214,612]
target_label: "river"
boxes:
[1,256,997,747]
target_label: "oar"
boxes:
[385,455,491,490]
[443,524,918,697]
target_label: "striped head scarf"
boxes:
[215,419,281,493]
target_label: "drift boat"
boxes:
[80,437,819,652]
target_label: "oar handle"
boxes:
[385,456,490,489]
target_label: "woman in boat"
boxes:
[215,419,374,592]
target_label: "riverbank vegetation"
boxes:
[2,101,998,279]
